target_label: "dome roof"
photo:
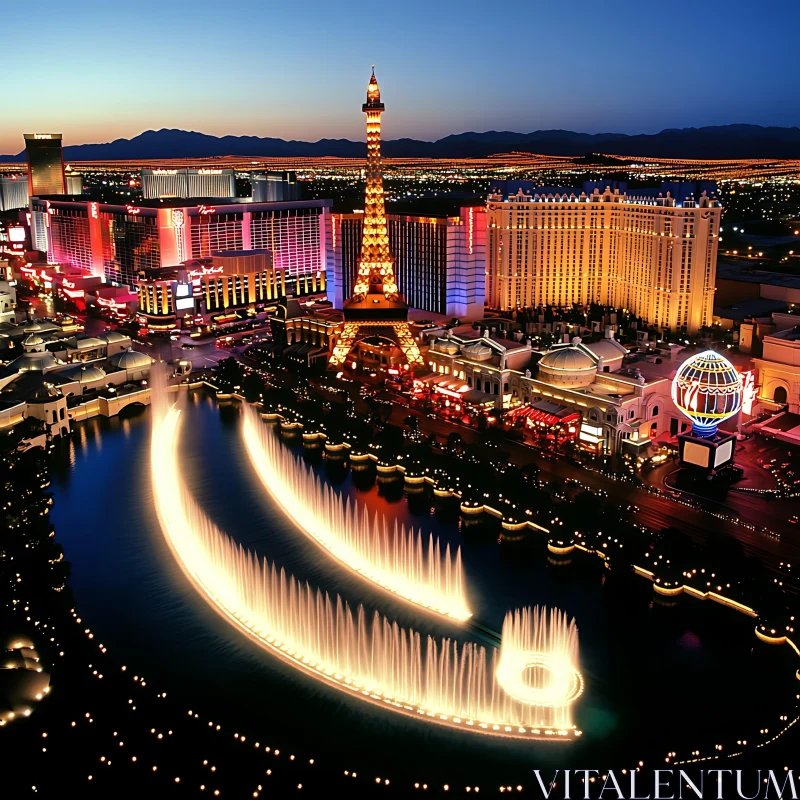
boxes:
[434,339,460,355]
[585,339,626,361]
[99,330,130,343]
[22,321,45,333]
[109,350,153,370]
[62,364,107,383]
[462,341,493,360]
[75,337,106,350]
[539,347,595,372]
[22,334,44,346]
[8,352,59,372]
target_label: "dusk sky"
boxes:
[4,0,798,155]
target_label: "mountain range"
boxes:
[3,124,800,162]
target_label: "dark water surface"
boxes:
[49,393,795,784]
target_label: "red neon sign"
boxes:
[740,370,757,415]
[97,296,128,309]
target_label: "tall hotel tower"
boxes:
[329,69,424,368]
[24,133,66,196]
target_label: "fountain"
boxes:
[241,406,471,621]
[150,387,583,740]
[496,607,583,729]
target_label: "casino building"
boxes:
[141,168,236,200]
[422,325,687,455]
[24,133,65,196]
[0,176,29,211]
[28,197,332,287]
[486,181,721,335]
[135,250,326,329]
[327,207,486,320]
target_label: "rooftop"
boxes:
[32,196,332,213]
[488,180,720,207]
[714,298,789,321]
[716,260,800,290]
[767,325,800,343]
[212,249,271,258]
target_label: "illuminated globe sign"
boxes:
[671,350,742,438]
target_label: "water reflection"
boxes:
[46,395,796,779]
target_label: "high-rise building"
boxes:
[24,133,66,196]
[328,69,423,368]
[65,172,84,195]
[251,171,300,203]
[486,182,722,334]
[141,168,236,200]
[28,197,332,286]
[0,175,29,211]
[328,207,485,319]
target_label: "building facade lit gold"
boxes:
[486,186,721,335]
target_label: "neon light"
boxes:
[468,207,474,255]
[188,265,223,279]
[740,370,757,415]
[97,296,128,309]
[671,350,742,437]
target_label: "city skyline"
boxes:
[3,0,799,155]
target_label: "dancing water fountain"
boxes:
[496,607,583,731]
[241,406,471,621]
[150,385,584,741]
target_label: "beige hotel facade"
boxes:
[486,182,722,335]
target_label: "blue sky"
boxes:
[3,0,798,153]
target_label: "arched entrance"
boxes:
[773,385,788,405]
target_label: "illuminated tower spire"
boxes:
[352,66,397,299]
[329,68,423,369]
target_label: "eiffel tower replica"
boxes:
[329,68,424,369]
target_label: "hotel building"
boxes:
[28,197,332,286]
[327,206,486,320]
[0,175,29,211]
[251,171,300,203]
[141,168,237,200]
[135,249,325,329]
[24,133,66,196]
[486,181,721,335]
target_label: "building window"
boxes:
[651,405,659,417]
